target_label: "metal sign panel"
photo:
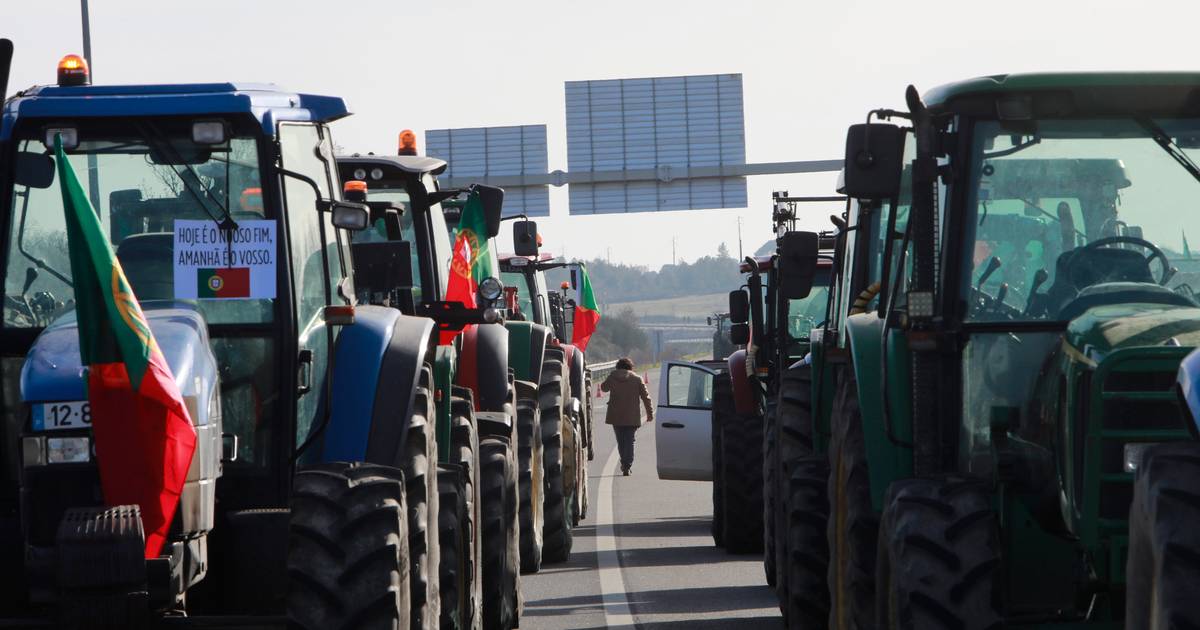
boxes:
[425,125,550,217]
[565,73,747,214]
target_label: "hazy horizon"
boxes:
[5,0,1198,268]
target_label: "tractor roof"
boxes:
[924,72,1200,115]
[2,82,350,140]
[337,153,449,178]
[499,253,557,264]
[739,254,834,274]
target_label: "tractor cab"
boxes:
[834,73,1200,625]
[0,56,373,619]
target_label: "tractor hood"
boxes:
[20,302,219,425]
[1065,298,1200,361]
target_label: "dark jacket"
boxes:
[601,369,653,427]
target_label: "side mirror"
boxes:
[330,200,370,231]
[14,152,55,189]
[730,323,750,345]
[778,231,819,300]
[513,220,539,257]
[473,184,505,238]
[729,289,749,324]
[842,123,905,199]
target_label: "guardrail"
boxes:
[588,360,619,383]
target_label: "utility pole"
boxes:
[672,236,677,266]
[81,0,93,70]
[737,216,744,260]
[80,0,102,213]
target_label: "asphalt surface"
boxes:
[520,371,782,629]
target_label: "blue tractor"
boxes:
[0,46,444,628]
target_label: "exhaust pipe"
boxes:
[0,38,12,100]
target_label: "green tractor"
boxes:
[336,152,523,630]
[822,74,1200,629]
[498,223,590,567]
[713,203,830,560]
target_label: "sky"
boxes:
[5,0,1200,267]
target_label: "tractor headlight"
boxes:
[191,121,227,145]
[47,437,90,464]
[1124,442,1160,474]
[478,277,503,302]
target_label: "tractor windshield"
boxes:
[3,120,270,328]
[961,118,1200,322]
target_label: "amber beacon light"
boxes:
[57,54,90,86]
[398,129,417,156]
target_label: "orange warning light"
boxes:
[398,129,417,156]
[343,180,368,202]
[57,54,90,86]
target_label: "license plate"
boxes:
[32,401,92,431]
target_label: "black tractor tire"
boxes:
[439,396,482,630]
[516,397,545,574]
[540,356,574,564]
[875,478,1001,630]
[721,410,765,554]
[1126,442,1200,630]
[404,380,441,629]
[437,467,472,630]
[827,370,877,630]
[764,400,779,588]
[287,462,411,630]
[776,365,815,607]
[586,374,596,462]
[786,456,831,630]
[479,436,521,630]
[711,372,733,547]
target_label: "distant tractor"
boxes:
[499,219,591,566]
[337,152,522,630]
[709,312,733,360]
[823,74,1200,629]
[1,49,445,628]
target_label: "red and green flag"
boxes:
[442,191,495,345]
[572,264,600,352]
[55,135,197,558]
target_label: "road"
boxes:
[520,371,782,629]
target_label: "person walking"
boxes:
[601,357,654,476]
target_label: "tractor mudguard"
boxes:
[727,349,755,416]
[504,321,550,386]
[843,312,914,511]
[320,305,435,467]
[561,343,585,400]
[457,323,510,413]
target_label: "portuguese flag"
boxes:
[198,267,250,298]
[55,136,197,558]
[442,190,494,345]
[572,264,600,352]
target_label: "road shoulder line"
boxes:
[596,445,637,629]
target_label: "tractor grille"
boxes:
[1095,361,1190,521]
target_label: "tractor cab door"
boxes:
[655,361,717,481]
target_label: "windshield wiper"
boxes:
[138,122,237,231]
[1137,117,1200,186]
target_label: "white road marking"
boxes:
[596,444,638,629]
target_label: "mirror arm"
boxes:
[276,166,330,208]
[500,212,530,223]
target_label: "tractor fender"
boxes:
[727,349,755,416]
[561,343,586,400]
[457,323,511,413]
[842,312,914,510]
[320,305,435,467]
[504,320,550,386]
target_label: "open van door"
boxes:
[656,361,718,480]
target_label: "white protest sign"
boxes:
[173,220,276,299]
